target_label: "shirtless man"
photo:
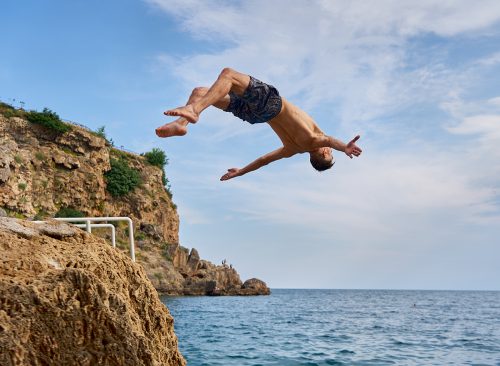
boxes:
[156,68,362,181]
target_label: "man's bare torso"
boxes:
[268,97,325,154]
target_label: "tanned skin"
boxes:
[156,68,362,181]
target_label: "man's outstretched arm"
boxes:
[220,147,294,181]
[314,135,362,158]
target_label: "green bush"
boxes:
[105,158,141,197]
[35,152,46,161]
[95,126,106,139]
[143,148,168,168]
[143,148,174,196]
[55,207,85,218]
[26,108,71,134]
[94,126,114,146]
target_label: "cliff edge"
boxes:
[0,217,186,366]
[0,104,269,296]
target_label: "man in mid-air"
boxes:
[156,68,362,181]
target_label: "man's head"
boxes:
[309,147,335,172]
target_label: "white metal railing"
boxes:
[34,217,135,261]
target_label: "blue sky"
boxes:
[2,0,500,290]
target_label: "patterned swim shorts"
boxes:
[224,76,282,124]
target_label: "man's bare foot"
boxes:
[155,121,187,138]
[164,104,199,123]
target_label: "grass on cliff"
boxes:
[25,108,71,134]
[105,158,141,197]
[0,102,27,118]
[1,103,70,135]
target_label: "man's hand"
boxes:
[345,135,362,159]
[220,168,241,181]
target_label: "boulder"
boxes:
[241,278,271,295]
[0,218,185,366]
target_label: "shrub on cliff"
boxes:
[143,148,168,168]
[95,126,107,139]
[105,158,141,197]
[142,148,173,197]
[94,126,114,146]
[55,207,85,218]
[26,108,71,134]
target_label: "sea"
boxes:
[161,289,500,366]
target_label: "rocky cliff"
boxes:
[0,105,269,296]
[0,217,186,366]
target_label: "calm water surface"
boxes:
[162,289,500,365]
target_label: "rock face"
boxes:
[0,115,179,244]
[0,218,186,366]
[0,110,270,296]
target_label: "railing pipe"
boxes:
[53,217,135,261]
[74,223,116,248]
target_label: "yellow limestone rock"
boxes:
[0,218,186,366]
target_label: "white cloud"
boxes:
[152,0,498,210]
[488,96,500,106]
[448,114,500,138]
[318,0,500,36]
[224,149,498,236]
[176,205,211,225]
[144,0,500,288]
[146,0,500,213]
[477,51,500,66]
[146,0,500,123]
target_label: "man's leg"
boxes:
[164,68,250,123]
[156,87,230,138]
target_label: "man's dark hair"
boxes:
[310,156,334,172]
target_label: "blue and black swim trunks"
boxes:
[224,76,282,124]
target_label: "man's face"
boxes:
[309,147,335,171]
[313,147,333,163]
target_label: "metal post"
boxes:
[110,224,116,248]
[52,217,136,262]
[73,223,116,248]
[126,217,135,262]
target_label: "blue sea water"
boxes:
[162,289,500,366]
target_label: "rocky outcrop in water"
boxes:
[148,245,270,296]
[0,217,186,366]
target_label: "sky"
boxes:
[1,0,500,290]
